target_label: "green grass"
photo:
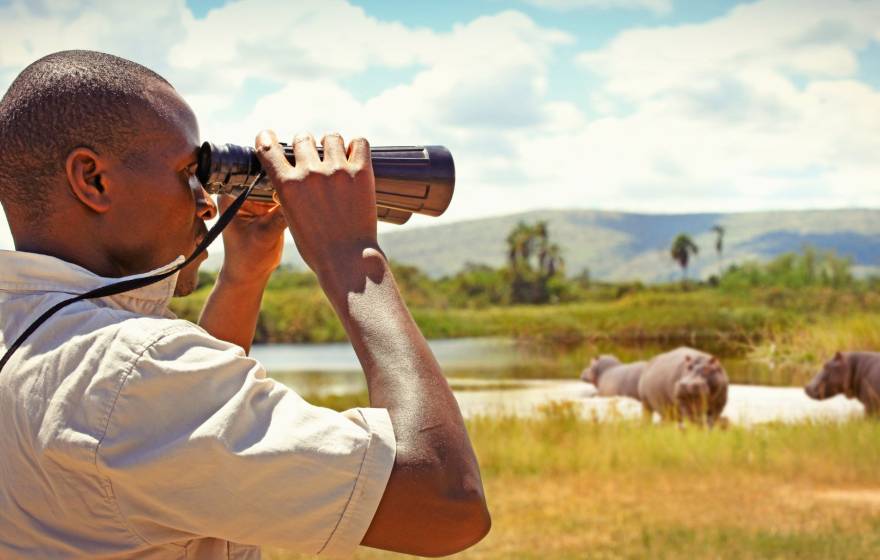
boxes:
[264,407,880,559]
[171,283,880,387]
[747,313,880,386]
[171,284,880,346]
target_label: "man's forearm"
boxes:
[198,271,269,354]
[318,246,488,552]
[318,247,469,446]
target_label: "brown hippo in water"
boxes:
[638,347,729,426]
[580,355,646,400]
[804,351,880,417]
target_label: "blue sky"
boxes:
[1,0,879,249]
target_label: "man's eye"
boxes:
[186,172,203,194]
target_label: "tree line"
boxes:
[194,220,861,311]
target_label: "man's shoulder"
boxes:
[104,310,243,365]
[64,304,241,372]
[111,312,211,350]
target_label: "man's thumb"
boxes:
[255,129,290,183]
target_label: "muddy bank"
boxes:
[452,380,865,424]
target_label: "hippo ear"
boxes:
[709,357,718,364]
[834,351,843,361]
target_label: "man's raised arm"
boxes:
[255,130,491,557]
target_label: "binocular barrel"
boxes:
[196,142,456,225]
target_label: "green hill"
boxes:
[209,208,880,283]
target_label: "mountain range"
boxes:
[207,208,880,283]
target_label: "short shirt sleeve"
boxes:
[96,322,396,557]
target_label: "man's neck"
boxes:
[13,234,129,279]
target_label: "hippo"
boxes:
[637,347,729,426]
[580,355,646,400]
[804,351,880,417]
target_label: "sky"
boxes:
[1,0,879,250]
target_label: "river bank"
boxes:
[449,381,864,424]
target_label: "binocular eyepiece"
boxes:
[196,142,456,225]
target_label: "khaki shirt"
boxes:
[0,250,396,559]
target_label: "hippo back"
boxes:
[596,362,646,400]
[638,347,712,416]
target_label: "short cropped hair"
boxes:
[0,50,170,218]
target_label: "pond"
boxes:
[251,336,785,397]
[253,338,523,396]
[251,338,858,423]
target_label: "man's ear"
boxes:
[65,147,111,213]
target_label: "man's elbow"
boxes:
[447,494,492,556]
[425,482,492,556]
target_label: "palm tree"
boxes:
[711,224,725,276]
[506,220,563,303]
[541,242,564,278]
[670,234,699,282]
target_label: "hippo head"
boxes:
[674,355,727,423]
[805,351,851,400]
[580,354,620,384]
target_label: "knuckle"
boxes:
[350,136,369,148]
[311,165,333,178]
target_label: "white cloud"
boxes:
[0,2,574,246]
[167,0,436,94]
[2,0,880,252]
[205,10,577,224]
[522,0,672,14]
[534,0,880,213]
[0,0,192,91]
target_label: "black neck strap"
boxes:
[0,185,254,375]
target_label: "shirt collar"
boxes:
[0,250,184,317]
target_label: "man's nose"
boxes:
[195,186,218,221]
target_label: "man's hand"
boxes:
[217,196,287,285]
[254,130,377,282]
[198,196,286,354]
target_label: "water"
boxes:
[253,337,783,395]
[252,337,523,396]
[252,338,863,423]
[251,337,521,373]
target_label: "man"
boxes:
[0,50,490,558]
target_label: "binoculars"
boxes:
[196,142,456,225]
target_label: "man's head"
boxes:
[0,50,216,295]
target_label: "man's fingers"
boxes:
[255,129,292,185]
[347,137,371,171]
[292,132,320,170]
[266,204,289,232]
[321,132,346,167]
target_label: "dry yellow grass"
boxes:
[265,413,880,560]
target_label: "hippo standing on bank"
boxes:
[805,351,880,417]
[638,347,729,425]
[580,355,646,400]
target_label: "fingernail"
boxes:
[256,130,277,150]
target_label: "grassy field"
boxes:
[171,285,880,385]
[265,404,880,560]
[171,279,880,344]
